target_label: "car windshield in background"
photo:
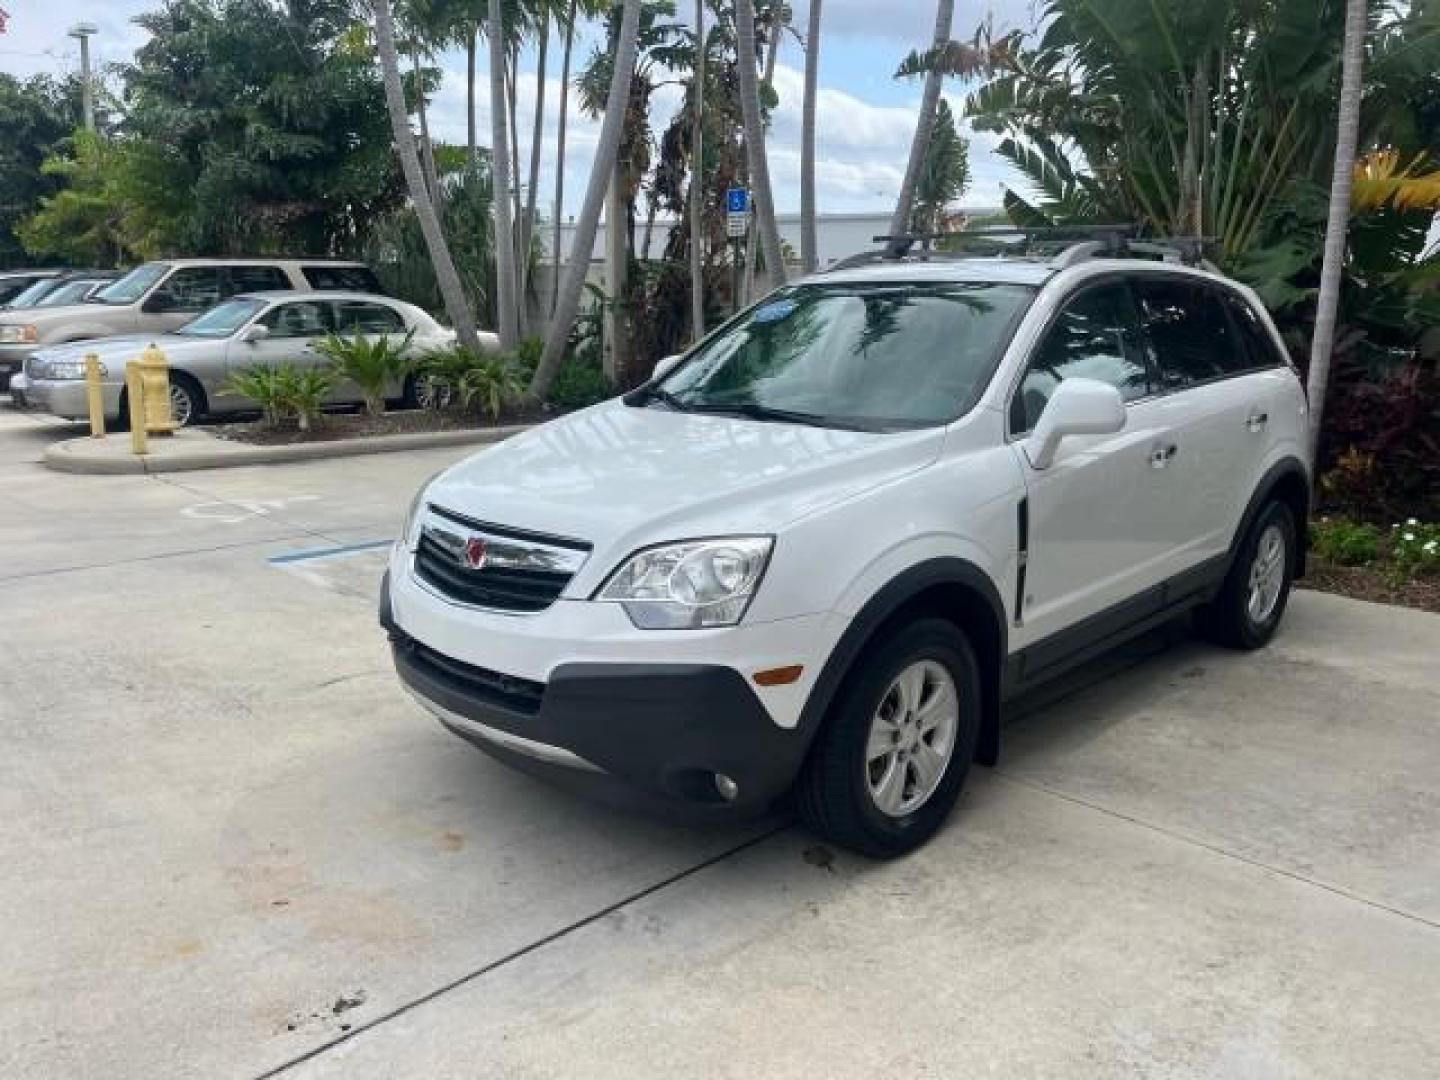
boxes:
[177,298,266,337]
[95,263,169,305]
[5,279,59,309]
[650,282,1034,430]
[38,281,101,307]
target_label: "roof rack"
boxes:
[825,226,1216,272]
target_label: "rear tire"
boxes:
[1197,500,1296,649]
[796,618,981,859]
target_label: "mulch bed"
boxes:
[210,406,545,446]
[1299,559,1440,614]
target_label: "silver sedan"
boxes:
[14,291,484,426]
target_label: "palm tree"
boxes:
[736,0,786,291]
[689,0,706,336]
[531,0,643,399]
[552,0,578,315]
[374,0,485,354]
[488,0,520,348]
[519,5,551,332]
[800,0,822,274]
[889,0,954,241]
[1307,0,1367,463]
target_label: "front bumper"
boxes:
[18,377,122,420]
[382,567,823,816]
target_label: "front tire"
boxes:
[796,618,981,859]
[167,372,206,427]
[1198,500,1297,649]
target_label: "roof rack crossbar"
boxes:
[824,227,1216,271]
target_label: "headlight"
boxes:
[597,536,773,629]
[35,358,96,380]
[0,325,38,344]
[402,469,448,547]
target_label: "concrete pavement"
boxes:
[2,402,1437,1078]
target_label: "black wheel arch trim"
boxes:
[798,557,1008,769]
[1232,456,1310,579]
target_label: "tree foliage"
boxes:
[0,74,83,266]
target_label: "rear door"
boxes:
[330,299,411,398]
[1131,276,1283,565]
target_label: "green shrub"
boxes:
[1309,517,1382,566]
[224,363,339,431]
[458,355,525,421]
[548,354,613,410]
[314,331,414,416]
[1389,519,1440,579]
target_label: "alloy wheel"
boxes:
[864,660,959,818]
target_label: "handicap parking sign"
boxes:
[726,187,750,214]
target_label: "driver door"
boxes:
[226,299,334,397]
[1008,280,1185,660]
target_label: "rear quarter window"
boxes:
[301,265,383,294]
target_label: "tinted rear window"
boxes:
[1134,279,1248,388]
[302,265,383,293]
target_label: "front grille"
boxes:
[391,626,545,716]
[416,534,572,611]
[412,506,590,613]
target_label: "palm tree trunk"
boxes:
[532,0,643,399]
[800,0,822,274]
[520,10,550,337]
[736,0,786,292]
[742,28,782,300]
[1306,0,1366,465]
[552,2,576,317]
[689,0,706,339]
[466,28,478,171]
[488,0,520,348]
[507,44,523,251]
[373,0,483,354]
[889,0,954,242]
[412,49,442,206]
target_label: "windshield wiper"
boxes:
[686,401,872,431]
[640,386,692,412]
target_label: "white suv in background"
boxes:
[382,237,1310,858]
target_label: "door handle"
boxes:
[1149,442,1179,469]
[1246,411,1269,432]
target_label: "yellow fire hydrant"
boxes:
[123,343,178,454]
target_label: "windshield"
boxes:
[38,280,100,307]
[177,298,265,338]
[5,279,59,309]
[95,263,170,305]
[650,282,1034,430]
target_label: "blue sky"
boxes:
[0,0,1038,216]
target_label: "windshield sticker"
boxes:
[752,299,798,324]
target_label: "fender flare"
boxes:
[797,557,1008,766]
[1229,456,1311,578]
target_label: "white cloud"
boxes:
[426,58,1018,218]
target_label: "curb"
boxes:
[43,424,532,475]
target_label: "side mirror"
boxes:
[652,353,683,381]
[241,324,269,344]
[1024,377,1126,470]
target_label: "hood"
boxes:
[33,333,210,364]
[424,399,944,562]
[0,301,108,329]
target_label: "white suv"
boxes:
[382,240,1310,857]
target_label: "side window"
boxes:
[1011,283,1149,434]
[303,265,383,293]
[332,300,405,336]
[148,268,225,313]
[1134,279,1246,388]
[1219,291,1287,371]
[260,301,331,339]
[227,265,291,296]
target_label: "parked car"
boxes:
[0,270,63,307]
[15,291,460,426]
[3,270,120,311]
[0,257,382,392]
[381,236,1312,858]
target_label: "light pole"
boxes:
[68,22,98,133]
